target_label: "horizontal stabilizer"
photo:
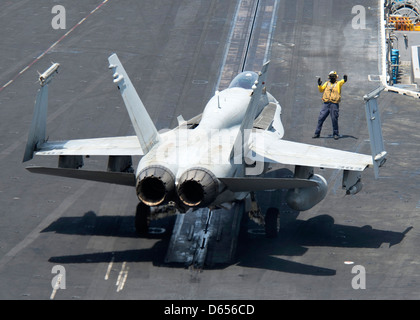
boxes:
[26,166,136,186]
[35,136,143,156]
[219,177,318,192]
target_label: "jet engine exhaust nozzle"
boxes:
[136,165,175,206]
[177,168,219,208]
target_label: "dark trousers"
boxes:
[315,102,339,136]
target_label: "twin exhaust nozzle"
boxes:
[136,165,175,207]
[136,166,218,208]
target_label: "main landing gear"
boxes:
[264,207,280,238]
[248,192,280,238]
[135,202,150,235]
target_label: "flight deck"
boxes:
[0,0,419,301]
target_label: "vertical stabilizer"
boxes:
[23,63,60,162]
[364,87,387,179]
[230,61,270,165]
[108,54,160,154]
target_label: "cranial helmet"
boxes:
[329,71,338,78]
[328,71,338,83]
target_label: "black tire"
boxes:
[265,207,279,238]
[135,202,150,236]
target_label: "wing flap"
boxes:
[26,166,136,186]
[35,136,143,156]
[250,130,373,171]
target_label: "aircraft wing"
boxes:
[250,130,373,171]
[34,136,143,156]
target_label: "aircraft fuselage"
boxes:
[136,75,280,209]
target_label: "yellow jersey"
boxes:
[318,79,345,103]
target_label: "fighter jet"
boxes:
[23,54,373,236]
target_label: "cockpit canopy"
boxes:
[228,71,258,90]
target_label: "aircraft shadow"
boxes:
[41,210,175,239]
[45,210,411,276]
[234,214,411,275]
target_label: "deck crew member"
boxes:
[313,71,347,140]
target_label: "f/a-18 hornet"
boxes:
[23,54,373,236]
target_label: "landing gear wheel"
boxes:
[135,202,150,236]
[265,207,279,238]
